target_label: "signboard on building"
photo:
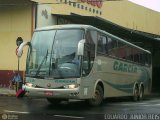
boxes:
[79,0,103,8]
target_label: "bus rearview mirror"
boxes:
[16,37,23,46]
[77,39,85,56]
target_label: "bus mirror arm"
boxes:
[77,39,85,56]
[17,41,31,57]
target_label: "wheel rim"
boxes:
[135,88,138,96]
[91,88,102,104]
[134,86,139,101]
[95,90,101,102]
[139,87,143,100]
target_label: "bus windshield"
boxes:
[26,29,84,78]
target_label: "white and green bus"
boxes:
[18,24,152,106]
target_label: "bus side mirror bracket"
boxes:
[77,39,85,56]
[17,41,31,57]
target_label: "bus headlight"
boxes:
[64,84,79,89]
[26,83,33,87]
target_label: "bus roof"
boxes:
[35,24,151,54]
[35,24,91,31]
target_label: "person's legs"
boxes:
[15,82,19,92]
[9,81,12,89]
[18,82,22,90]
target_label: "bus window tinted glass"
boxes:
[50,29,84,78]
[108,37,117,57]
[97,34,108,54]
[117,41,127,59]
[83,30,96,76]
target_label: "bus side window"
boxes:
[147,54,151,66]
[97,34,108,54]
[133,47,140,63]
[102,36,108,54]
[97,35,103,53]
[140,53,150,66]
[108,37,117,57]
[83,30,96,76]
[126,46,133,61]
[134,54,140,63]
[117,41,126,59]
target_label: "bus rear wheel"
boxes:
[138,86,144,101]
[133,85,139,101]
[87,85,103,106]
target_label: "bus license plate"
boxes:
[44,91,53,96]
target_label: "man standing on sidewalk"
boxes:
[12,72,22,92]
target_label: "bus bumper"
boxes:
[23,85,80,99]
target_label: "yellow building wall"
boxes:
[101,0,160,35]
[0,2,32,71]
[33,0,160,35]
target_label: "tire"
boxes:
[138,86,144,101]
[47,98,62,105]
[87,85,104,106]
[133,85,139,101]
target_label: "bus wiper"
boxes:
[35,50,48,77]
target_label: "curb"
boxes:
[0,88,28,97]
[0,93,16,97]
[0,88,16,97]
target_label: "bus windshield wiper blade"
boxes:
[35,50,48,77]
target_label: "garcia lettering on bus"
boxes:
[113,61,137,73]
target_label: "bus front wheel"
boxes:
[87,85,104,106]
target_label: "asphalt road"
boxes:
[0,96,160,120]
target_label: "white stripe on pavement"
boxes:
[143,104,160,106]
[110,102,160,106]
[54,114,84,119]
[4,110,30,114]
